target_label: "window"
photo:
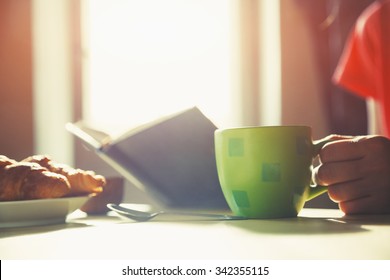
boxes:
[31,0,281,165]
[82,0,240,136]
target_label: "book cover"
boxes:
[66,107,228,209]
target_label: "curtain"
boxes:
[295,0,375,135]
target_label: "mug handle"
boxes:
[306,138,332,201]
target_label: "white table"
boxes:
[1,208,390,259]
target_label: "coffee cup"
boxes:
[214,126,328,218]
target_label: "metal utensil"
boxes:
[107,203,245,222]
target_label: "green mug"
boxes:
[214,126,328,218]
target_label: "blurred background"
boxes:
[0,0,375,207]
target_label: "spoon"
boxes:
[107,203,245,222]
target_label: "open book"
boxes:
[66,107,228,209]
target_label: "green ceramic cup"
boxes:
[214,126,328,218]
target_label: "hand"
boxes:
[313,135,390,214]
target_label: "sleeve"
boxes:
[332,5,380,100]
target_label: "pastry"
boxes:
[0,158,71,201]
[0,154,106,201]
[23,155,106,196]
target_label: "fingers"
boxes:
[313,135,390,214]
[328,180,390,214]
[312,160,363,186]
[339,194,390,214]
[318,135,390,163]
[327,179,369,202]
[314,134,355,143]
[314,136,390,187]
[339,198,371,214]
[318,137,365,163]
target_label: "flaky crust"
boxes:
[23,155,105,196]
[0,161,71,201]
[0,155,106,201]
[0,155,17,168]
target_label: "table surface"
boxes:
[1,207,390,260]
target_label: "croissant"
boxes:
[0,156,71,201]
[0,155,16,167]
[23,155,106,196]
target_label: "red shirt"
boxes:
[333,0,390,136]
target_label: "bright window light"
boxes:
[82,0,237,136]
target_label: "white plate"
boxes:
[0,196,90,228]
